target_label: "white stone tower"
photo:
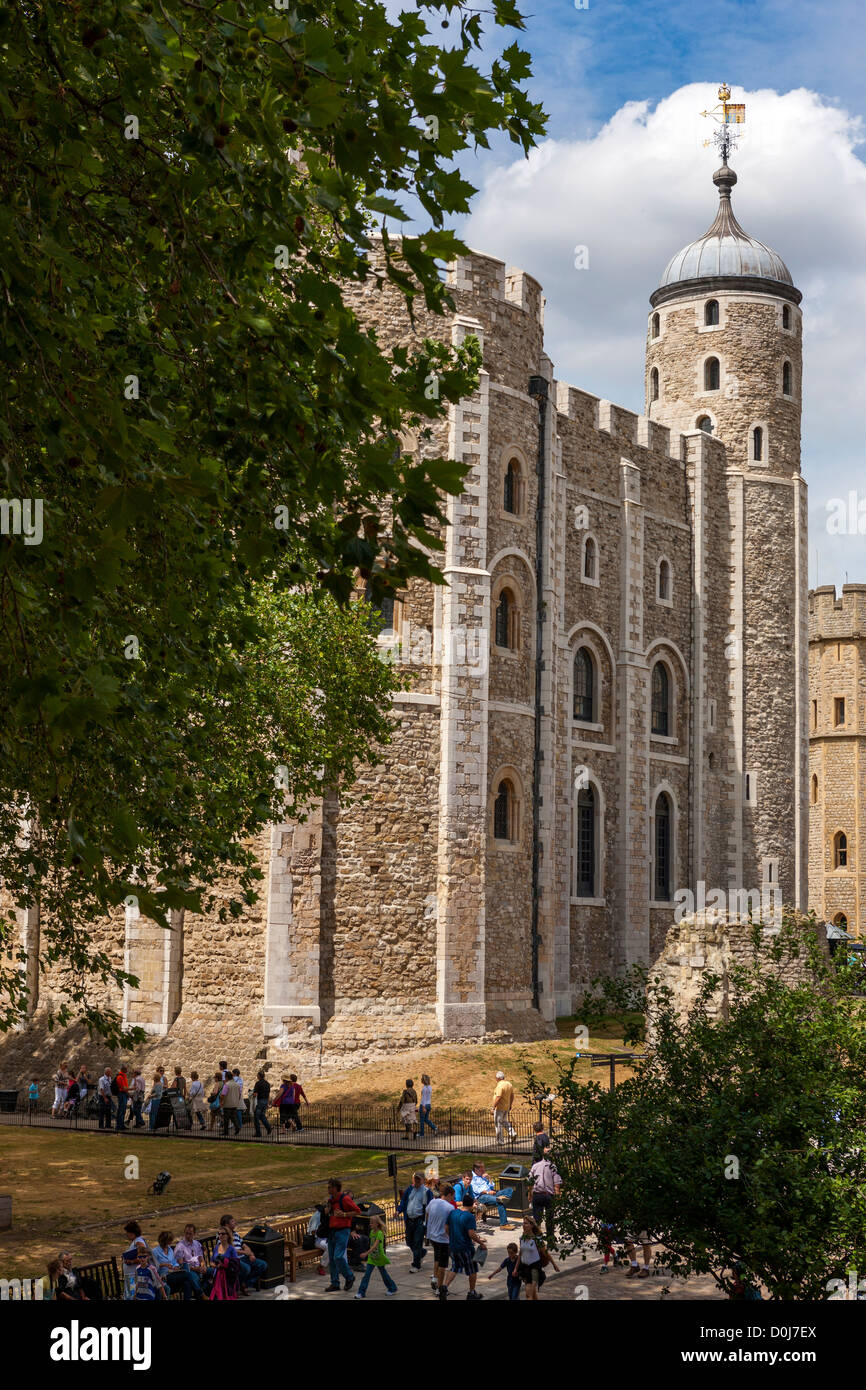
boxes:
[646,155,808,909]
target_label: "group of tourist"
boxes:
[42,1060,309,1137]
[120,1216,267,1300]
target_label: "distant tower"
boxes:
[646,89,808,908]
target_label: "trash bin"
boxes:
[498,1162,531,1216]
[0,1091,18,1114]
[352,1200,386,1238]
[151,1096,173,1130]
[244,1223,286,1290]
[169,1094,191,1130]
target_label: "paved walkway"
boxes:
[252,1223,724,1302]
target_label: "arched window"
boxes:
[651,312,660,339]
[658,558,671,602]
[495,588,514,649]
[575,785,596,897]
[583,536,598,582]
[782,305,791,329]
[503,458,520,515]
[834,831,848,869]
[651,663,670,736]
[811,773,819,804]
[364,583,396,633]
[752,426,763,462]
[654,793,672,900]
[704,357,720,391]
[650,367,659,402]
[696,415,714,434]
[705,299,719,326]
[834,912,848,930]
[493,780,514,841]
[573,648,595,722]
[782,360,792,396]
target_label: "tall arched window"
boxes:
[834,912,848,930]
[583,536,598,582]
[503,458,520,515]
[782,360,792,396]
[658,558,671,602]
[573,648,595,722]
[493,780,513,840]
[650,367,659,402]
[651,663,670,736]
[752,426,763,462]
[782,305,791,329]
[704,357,720,391]
[697,415,714,434]
[651,312,660,339]
[834,831,848,869]
[811,774,819,805]
[705,299,719,325]
[576,785,596,897]
[654,793,672,900]
[495,588,513,649]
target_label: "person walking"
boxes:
[323,1178,361,1293]
[492,1070,516,1144]
[51,1064,68,1117]
[398,1078,418,1139]
[286,1074,307,1130]
[231,1068,245,1131]
[442,1193,487,1301]
[424,1183,456,1297]
[96,1067,114,1130]
[219,1072,242,1136]
[354,1215,397,1299]
[76,1067,91,1114]
[207,1074,223,1130]
[28,1078,39,1115]
[518,1216,558,1300]
[396,1170,431,1272]
[187,1072,207,1129]
[114,1065,129,1132]
[528,1149,562,1245]
[488,1243,522,1300]
[146,1072,164,1132]
[130,1069,146,1128]
[273,1076,293,1129]
[252,1070,272,1137]
[419,1073,437,1137]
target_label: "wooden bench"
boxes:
[286,1242,323,1282]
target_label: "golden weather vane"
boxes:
[700,83,746,161]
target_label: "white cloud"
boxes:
[464,84,866,588]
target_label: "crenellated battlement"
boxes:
[447,250,545,326]
[809,584,866,639]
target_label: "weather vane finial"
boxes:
[700,83,746,162]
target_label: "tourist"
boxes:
[396,1170,431,1272]
[51,1064,68,1117]
[58,1250,101,1301]
[469,1161,516,1230]
[488,1242,522,1300]
[209,1227,240,1300]
[398,1078,418,1138]
[221,1213,267,1294]
[220,1071,242,1136]
[623,1231,652,1278]
[231,1068,245,1129]
[122,1222,150,1300]
[76,1066,91,1111]
[217,1060,230,1082]
[442,1193,487,1301]
[273,1076,293,1129]
[252,1070,272,1137]
[55,1252,89,1302]
[492,1070,516,1144]
[61,1076,80,1117]
[424,1182,456,1297]
[146,1071,165,1132]
[208,1073,223,1129]
[531,1119,550,1161]
[133,1246,166,1301]
[188,1071,207,1129]
[354,1215,397,1299]
[167,1065,187,1100]
[528,1148,562,1244]
[114,1064,129,1132]
[419,1073,437,1136]
[175,1223,207,1288]
[153,1231,199,1299]
[129,1069,145,1128]
[27,1077,39,1114]
[323,1178,361,1292]
[45,1258,62,1301]
[518,1215,557,1300]
[452,1170,473,1204]
[287,1073,308,1130]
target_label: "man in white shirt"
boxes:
[97,1068,114,1131]
[469,1162,515,1230]
[187,1072,207,1129]
[425,1184,457,1296]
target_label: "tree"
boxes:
[540,922,866,1300]
[0,1,547,1036]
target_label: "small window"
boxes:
[503,458,521,515]
[651,312,660,339]
[744,771,758,806]
[651,663,670,737]
[782,305,791,329]
[654,793,672,900]
[704,357,720,391]
[705,299,719,326]
[658,558,671,602]
[708,698,717,732]
[493,780,515,841]
[812,699,818,728]
[835,697,845,727]
[834,831,848,869]
[696,415,714,434]
[574,648,595,723]
[495,588,517,650]
[834,912,848,929]
[575,785,596,897]
[752,426,763,462]
[811,774,819,804]
[782,361,792,396]
[365,583,396,633]
[583,536,598,582]
[650,367,659,402]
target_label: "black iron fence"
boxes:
[0,1093,553,1154]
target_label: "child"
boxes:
[28,1079,39,1114]
[354,1215,397,1299]
[488,1242,522,1300]
[133,1247,166,1301]
[599,1222,617,1272]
